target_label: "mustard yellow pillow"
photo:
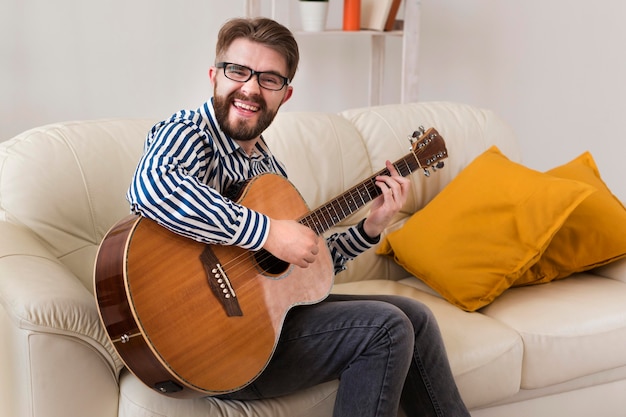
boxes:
[514,152,626,286]
[377,146,594,311]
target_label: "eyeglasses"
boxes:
[216,62,290,91]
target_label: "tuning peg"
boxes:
[409,126,426,144]
[413,126,425,136]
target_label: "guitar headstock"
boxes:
[409,127,448,177]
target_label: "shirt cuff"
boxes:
[356,218,380,245]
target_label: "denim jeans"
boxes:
[217,293,470,417]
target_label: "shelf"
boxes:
[293,30,403,37]
[243,0,419,106]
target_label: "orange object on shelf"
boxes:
[343,0,361,31]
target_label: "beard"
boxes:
[213,89,278,142]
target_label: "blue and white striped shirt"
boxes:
[127,99,376,274]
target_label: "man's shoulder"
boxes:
[149,101,215,139]
[168,102,211,129]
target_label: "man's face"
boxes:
[209,38,293,143]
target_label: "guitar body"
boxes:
[94,173,334,398]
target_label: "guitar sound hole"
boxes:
[254,249,290,276]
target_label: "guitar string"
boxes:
[212,134,441,279]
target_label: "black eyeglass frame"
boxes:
[216,62,290,91]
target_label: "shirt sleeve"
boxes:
[126,119,270,251]
[327,219,380,275]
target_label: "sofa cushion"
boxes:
[376,146,594,311]
[514,151,626,285]
[332,279,524,409]
[481,273,626,389]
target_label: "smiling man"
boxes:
[127,17,469,417]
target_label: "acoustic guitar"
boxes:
[94,127,447,398]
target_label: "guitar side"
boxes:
[94,174,334,398]
[94,215,201,397]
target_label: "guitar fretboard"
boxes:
[299,151,427,236]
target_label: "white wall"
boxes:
[1,0,234,135]
[2,0,625,199]
[418,0,626,201]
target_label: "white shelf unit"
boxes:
[243,0,420,106]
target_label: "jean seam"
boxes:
[413,347,444,417]
[374,324,398,417]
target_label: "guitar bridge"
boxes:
[199,246,243,317]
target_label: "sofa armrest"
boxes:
[0,221,123,374]
[591,258,626,284]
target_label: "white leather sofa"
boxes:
[2,102,626,417]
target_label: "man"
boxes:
[127,17,470,417]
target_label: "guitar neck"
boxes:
[299,153,420,236]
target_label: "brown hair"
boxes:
[216,17,300,82]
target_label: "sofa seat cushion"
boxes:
[118,369,338,417]
[332,279,523,409]
[481,273,626,389]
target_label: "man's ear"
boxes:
[208,67,217,86]
[281,85,293,104]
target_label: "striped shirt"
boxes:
[127,99,377,274]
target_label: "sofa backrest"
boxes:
[0,102,520,291]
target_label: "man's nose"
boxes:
[241,74,262,94]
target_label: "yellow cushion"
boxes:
[514,152,626,286]
[377,146,594,311]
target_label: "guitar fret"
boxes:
[336,197,348,218]
[306,217,319,234]
[322,205,335,228]
[348,189,359,207]
[358,187,367,205]
[330,204,340,223]
[301,216,312,232]
[397,159,411,176]
[323,207,333,230]
[341,193,357,217]
[312,211,325,234]
[364,180,379,200]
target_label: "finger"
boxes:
[295,257,310,268]
[379,174,409,200]
[378,177,399,199]
[301,253,315,267]
[375,181,392,203]
[386,160,399,176]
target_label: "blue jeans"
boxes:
[217,294,470,417]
